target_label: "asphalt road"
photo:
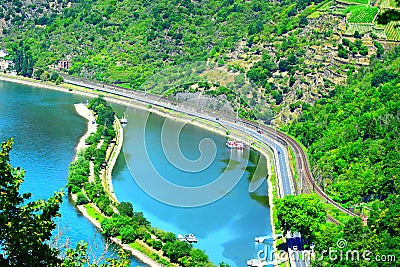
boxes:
[64,77,295,198]
[64,77,306,267]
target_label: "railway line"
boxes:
[243,120,357,218]
[62,74,357,220]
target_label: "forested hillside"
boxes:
[0,0,70,29]
[4,0,286,84]
[5,0,324,88]
[285,46,400,206]
[6,0,399,124]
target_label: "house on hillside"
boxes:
[0,59,12,71]
[58,60,71,70]
[0,49,8,58]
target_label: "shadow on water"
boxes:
[113,108,273,267]
[0,82,148,266]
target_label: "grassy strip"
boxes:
[270,165,282,236]
[129,241,172,266]
[288,146,299,184]
[84,203,105,222]
[323,202,352,224]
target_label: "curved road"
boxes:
[64,76,295,198]
[63,75,356,217]
[63,76,358,267]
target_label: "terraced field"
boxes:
[346,23,374,34]
[347,6,379,23]
[338,0,369,4]
[385,20,400,40]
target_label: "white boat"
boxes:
[184,233,198,243]
[177,233,198,243]
[121,113,128,125]
[177,234,186,241]
[226,139,245,150]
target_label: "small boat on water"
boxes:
[177,233,198,243]
[120,113,128,125]
[226,139,245,150]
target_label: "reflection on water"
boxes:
[0,81,147,267]
[113,108,273,267]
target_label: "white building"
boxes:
[0,59,11,71]
[0,49,8,58]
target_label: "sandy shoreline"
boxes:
[1,74,279,266]
[74,103,97,159]
[72,104,163,267]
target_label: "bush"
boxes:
[75,192,89,205]
[162,240,192,263]
[120,225,138,244]
[152,240,163,250]
[70,185,81,194]
[117,202,133,217]
[104,206,114,217]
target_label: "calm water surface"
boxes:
[113,108,272,266]
[0,80,146,266]
[0,80,272,267]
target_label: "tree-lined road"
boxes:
[63,75,356,218]
[63,75,356,267]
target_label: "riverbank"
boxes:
[1,74,280,266]
[72,103,163,267]
[74,103,97,160]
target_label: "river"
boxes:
[0,80,272,266]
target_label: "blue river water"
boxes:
[0,80,272,266]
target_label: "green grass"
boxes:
[346,23,374,34]
[84,204,105,222]
[129,241,172,266]
[389,0,399,7]
[308,11,322,19]
[323,202,352,224]
[347,6,379,23]
[385,21,400,40]
[341,0,369,4]
[288,147,299,184]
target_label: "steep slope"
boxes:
[284,46,400,206]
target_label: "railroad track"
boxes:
[62,74,357,219]
[242,120,357,218]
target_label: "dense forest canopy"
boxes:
[285,47,400,206]
[2,0,309,87]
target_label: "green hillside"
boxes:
[285,47,400,205]
[2,0,326,87]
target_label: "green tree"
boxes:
[117,202,133,217]
[120,225,137,244]
[275,194,326,240]
[75,192,89,205]
[162,240,192,263]
[0,138,63,266]
[0,139,130,266]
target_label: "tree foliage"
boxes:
[0,140,62,266]
[275,194,326,240]
[285,46,400,205]
[0,139,129,266]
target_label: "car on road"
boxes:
[257,129,263,134]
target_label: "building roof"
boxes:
[0,49,8,58]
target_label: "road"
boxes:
[62,75,356,267]
[64,76,296,198]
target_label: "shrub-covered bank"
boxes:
[67,96,221,267]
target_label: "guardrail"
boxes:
[62,74,357,218]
